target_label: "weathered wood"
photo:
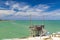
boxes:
[29,25,46,37]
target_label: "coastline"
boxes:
[2,32,60,40]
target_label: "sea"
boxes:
[0,20,60,39]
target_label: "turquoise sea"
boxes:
[0,20,60,39]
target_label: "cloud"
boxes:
[49,9,60,16]
[43,9,60,16]
[40,9,60,20]
[0,10,15,16]
[11,3,50,16]
[1,1,60,20]
[5,1,10,5]
[4,1,50,16]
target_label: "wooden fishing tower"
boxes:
[29,14,46,37]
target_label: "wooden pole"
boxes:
[30,14,32,27]
[29,14,33,36]
[42,15,45,25]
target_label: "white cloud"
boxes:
[4,1,50,17]
[0,10,15,15]
[1,1,60,20]
[34,4,49,10]
[11,3,50,16]
[5,1,10,5]
[2,2,60,17]
[43,9,60,16]
[12,3,20,9]
[50,9,60,16]
[15,12,40,16]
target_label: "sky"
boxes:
[0,0,60,20]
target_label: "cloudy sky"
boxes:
[0,0,60,20]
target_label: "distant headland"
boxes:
[0,19,9,21]
[0,19,3,21]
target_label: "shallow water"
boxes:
[0,20,60,39]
